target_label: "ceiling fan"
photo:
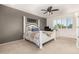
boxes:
[41,6,59,15]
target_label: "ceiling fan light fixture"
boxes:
[41,6,59,15]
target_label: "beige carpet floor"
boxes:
[0,37,79,54]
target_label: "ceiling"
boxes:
[4,4,79,18]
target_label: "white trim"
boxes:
[23,16,26,39]
[38,19,40,29]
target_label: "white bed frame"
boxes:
[38,31,56,49]
[24,30,56,49]
[23,16,56,49]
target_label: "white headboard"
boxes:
[23,16,40,38]
[26,23,40,31]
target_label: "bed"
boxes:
[24,23,56,49]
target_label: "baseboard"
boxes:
[56,36,76,40]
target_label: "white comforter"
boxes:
[24,30,56,49]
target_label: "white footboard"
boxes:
[24,31,56,49]
[38,31,56,49]
[39,31,43,49]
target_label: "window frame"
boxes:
[53,17,73,30]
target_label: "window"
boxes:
[66,17,73,29]
[27,18,37,23]
[53,19,62,29]
[53,19,57,28]
[77,17,79,28]
[56,19,62,29]
[53,17,73,29]
[61,19,67,28]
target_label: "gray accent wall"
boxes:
[40,19,46,30]
[0,5,46,44]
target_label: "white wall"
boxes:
[56,29,76,38]
[47,16,53,29]
[47,13,77,38]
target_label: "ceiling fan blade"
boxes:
[52,9,59,11]
[41,9,47,11]
[43,11,48,14]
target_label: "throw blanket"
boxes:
[30,31,39,39]
[26,31,52,40]
[43,31,52,37]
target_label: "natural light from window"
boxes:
[53,17,73,29]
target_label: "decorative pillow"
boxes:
[32,28,39,31]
